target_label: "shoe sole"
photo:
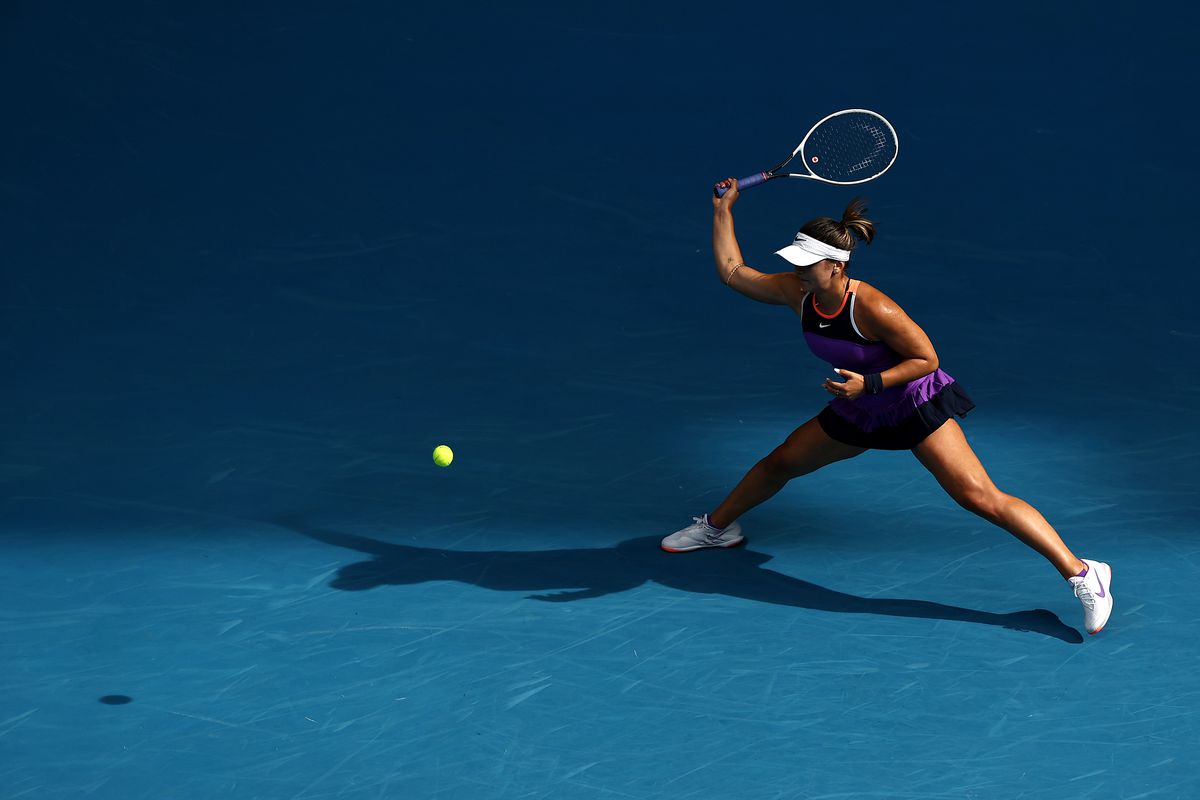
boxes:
[1088,563,1114,635]
[661,536,745,553]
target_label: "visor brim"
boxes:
[775,246,828,268]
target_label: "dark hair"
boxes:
[799,197,876,253]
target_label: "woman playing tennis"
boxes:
[661,178,1114,635]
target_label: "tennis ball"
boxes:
[432,445,454,467]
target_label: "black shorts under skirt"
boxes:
[817,382,977,451]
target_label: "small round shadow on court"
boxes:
[99,695,133,705]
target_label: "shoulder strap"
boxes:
[847,280,877,342]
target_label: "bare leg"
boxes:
[912,420,1086,580]
[709,417,866,529]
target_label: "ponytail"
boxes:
[839,197,875,247]
[799,197,876,253]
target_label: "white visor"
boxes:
[774,232,851,267]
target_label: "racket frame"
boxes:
[716,109,899,196]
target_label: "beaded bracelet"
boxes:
[725,263,745,286]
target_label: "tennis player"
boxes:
[661,178,1113,635]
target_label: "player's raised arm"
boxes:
[711,178,799,306]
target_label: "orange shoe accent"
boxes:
[660,539,746,554]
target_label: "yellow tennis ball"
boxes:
[432,445,454,467]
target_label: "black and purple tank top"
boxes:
[801,279,958,433]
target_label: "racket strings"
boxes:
[845,125,890,174]
[803,113,898,183]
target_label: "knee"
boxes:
[760,447,802,482]
[954,484,1006,522]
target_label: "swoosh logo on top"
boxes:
[819,323,832,328]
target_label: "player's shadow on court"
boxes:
[281,520,1083,644]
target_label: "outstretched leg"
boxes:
[708,416,866,528]
[912,420,1086,579]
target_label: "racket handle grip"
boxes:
[714,172,768,197]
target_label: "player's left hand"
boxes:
[823,368,864,400]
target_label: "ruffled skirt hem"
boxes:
[818,381,976,451]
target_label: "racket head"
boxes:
[795,109,899,185]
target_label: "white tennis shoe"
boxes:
[660,515,744,553]
[1069,559,1113,634]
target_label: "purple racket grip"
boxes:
[714,172,768,197]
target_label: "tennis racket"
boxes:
[714,109,899,197]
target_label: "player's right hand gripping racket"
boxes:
[714,109,899,197]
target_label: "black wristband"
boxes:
[865,373,884,395]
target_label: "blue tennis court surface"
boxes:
[3,2,1199,798]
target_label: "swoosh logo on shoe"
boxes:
[1096,574,1106,598]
